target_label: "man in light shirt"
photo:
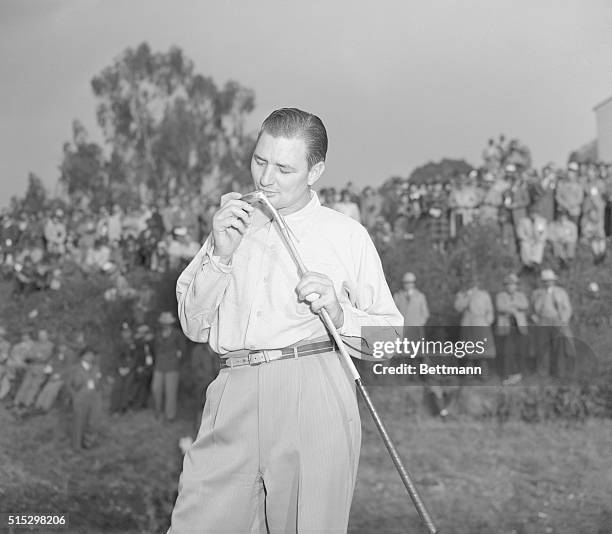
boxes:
[168,108,403,534]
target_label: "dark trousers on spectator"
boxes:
[496,329,528,378]
[72,389,102,450]
[110,373,134,413]
[535,326,575,379]
[129,370,152,409]
[152,370,179,421]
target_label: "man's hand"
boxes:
[212,192,255,259]
[295,271,344,329]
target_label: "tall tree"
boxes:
[21,172,47,214]
[91,42,255,202]
[58,120,110,210]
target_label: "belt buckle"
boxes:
[248,352,264,366]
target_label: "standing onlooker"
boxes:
[495,274,529,384]
[454,278,496,374]
[555,169,584,226]
[110,323,136,415]
[581,182,607,263]
[152,312,184,422]
[531,269,574,378]
[516,206,548,270]
[393,272,429,344]
[426,181,450,252]
[0,326,13,399]
[68,347,103,450]
[129,324,155,409]
[43,209,67,257]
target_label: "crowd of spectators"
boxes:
[321,138,612,271]
[0,133,610,437]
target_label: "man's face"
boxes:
[250,132,323,214]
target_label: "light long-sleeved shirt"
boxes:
[176,192,403,357]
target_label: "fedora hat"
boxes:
[541,269,557,282]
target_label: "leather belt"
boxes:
[221,340,336,369]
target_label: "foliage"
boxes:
[408,158,474,185]
[19,172,47,214]
[89,42,256,203]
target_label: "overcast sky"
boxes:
[1,0,612,206]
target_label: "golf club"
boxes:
[241,190,438,534]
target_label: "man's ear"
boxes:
[307,161,325,187]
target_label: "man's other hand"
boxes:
[296,272,344,329]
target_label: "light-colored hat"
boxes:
[158,311,176,325]
[541,269,557,281]
[505,164,517,173]
[136,324,151,334]
[567,161,579,171]
[504,273,519,285]
[101,261,117,273]
[402,272,416,283]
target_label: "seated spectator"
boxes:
[547,211,578,268]
[516,206,548,269]
[13,328,54,409]
[34,342,76,412]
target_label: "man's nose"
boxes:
[259,165,275,187]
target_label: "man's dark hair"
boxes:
[258,108,328,169]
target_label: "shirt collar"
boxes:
[284,190,321,222]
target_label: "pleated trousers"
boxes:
[167,350,361,534]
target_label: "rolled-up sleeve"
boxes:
[176,236,233,343]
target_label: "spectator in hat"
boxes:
[68,347,103,450]
[531,269,574,378]
[531,167,557,222]
[479,173,510,224]
[152,312,184,421]
[393,272,429,343]
[547,211,578,268]
[516,205,548,270]
[110,323,136,415]
[44,209,67,256]
[495,274,529,383]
